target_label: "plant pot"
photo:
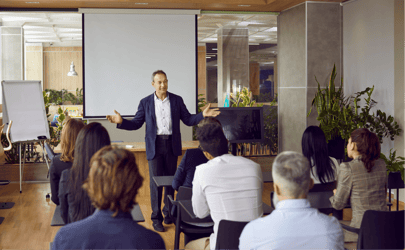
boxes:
[327,136,345,160]
[388,171,405,189]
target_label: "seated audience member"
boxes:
[186,118,263,250]
[330,128,387,242]
[49,119,84,205]
[172,147,207,191]
[302,126,339,184]
[59,122,111,224]
[52,146,165,249]
[239,151,344,250]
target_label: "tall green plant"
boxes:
[230,87,261,107]
[308,64,348,142]
[308,65,401,145]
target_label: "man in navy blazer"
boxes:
[107,70,219,232]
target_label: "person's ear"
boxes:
[274,182,282,196]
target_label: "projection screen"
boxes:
[83,13,197,118]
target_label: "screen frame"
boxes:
[215,107,264,144]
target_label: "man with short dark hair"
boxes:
[239,151,344,250]
[107,70,220,232]
[186,118,263,250]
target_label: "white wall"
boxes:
[343,0,395,155]
[343,0,404,202]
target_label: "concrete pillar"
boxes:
[217,28,249,106]
[278,2,342,152]
[1,27,24,82]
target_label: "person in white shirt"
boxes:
[186,118,263,250]
[302,126,339,184]
[239,151,344,250]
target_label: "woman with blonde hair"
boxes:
[52,146,165,249]
[49,118,84,205]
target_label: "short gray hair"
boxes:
[272,151,311,198]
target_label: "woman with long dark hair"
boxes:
[301,126,339,184]
[330,128,387,242]
[50,119,84,205]
[59,122,111,224]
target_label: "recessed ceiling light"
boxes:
[238,5,251,7]
[26,2,40,3]
[135,3,148,5]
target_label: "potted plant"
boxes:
[308,65,402,160]
[380,149,405,183]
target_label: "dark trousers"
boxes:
[148,136,177,223]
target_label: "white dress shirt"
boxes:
[154,93,172,135]
[239,199,344,250]
[192,154,263,250]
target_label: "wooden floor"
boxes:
[0,181,403,250]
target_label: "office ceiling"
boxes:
[0,12,279,46]
[0,0,345,12]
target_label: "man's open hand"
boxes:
[106,110,123,124]
[202,103,220,118]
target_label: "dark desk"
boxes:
[262,172,273,183]
[152,176,175,188]
[178,200,273,220]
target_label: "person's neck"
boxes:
[155,91,167,101]
[351,151,361,160]
[277,193,307,202]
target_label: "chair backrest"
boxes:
[177,186,213,223]
[309,181,336,192]
[357,210,404,249]
[44,142,55,161]
[215,220,249,250]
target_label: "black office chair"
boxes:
[168,186,214,249]
[215,220,249,250]
[341,210,404,249]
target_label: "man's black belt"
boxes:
[157,135,172,140]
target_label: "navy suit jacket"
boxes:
[52,209,165,250]
[118,92,204,160]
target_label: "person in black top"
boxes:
[49,119,84,205]
[172,148,208,191]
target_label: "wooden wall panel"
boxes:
[25,45,42,83]
[43,47,82,94]
[249,62,260,96]
[197,46,207,101]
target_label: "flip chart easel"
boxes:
[2,80,51,193]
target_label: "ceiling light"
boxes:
[238,5,251,7]
[265,27,277,32]
[135,3,148,5]
[26,2,40,3]
[67,62,78,76]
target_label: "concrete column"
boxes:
[217,28,249,106]
[1,27,24,82]
[278,2,342,152]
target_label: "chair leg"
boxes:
[0,202,14,209]
[0,217,4,224]
[174,204,181,249]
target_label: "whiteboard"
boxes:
[83,13,197,118]
[2,80,50,143]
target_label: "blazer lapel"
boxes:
[149,93,156,125]
[169,92,175,122]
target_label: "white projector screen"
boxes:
[83,13,197,118]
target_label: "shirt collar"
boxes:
[94,208,133,219]
[276,199,311,210]
[154,92,169,102]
